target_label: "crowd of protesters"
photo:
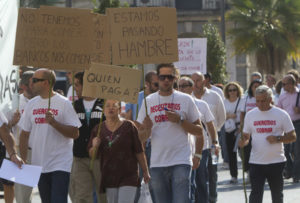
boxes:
[0,64,299,203]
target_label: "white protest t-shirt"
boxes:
[243,106,294,164]
[137,90,200,168]
[224,98,243,123]
[192,98,215,151]
[9,94,29,145]
[19,94,82,173]
[67,85,78,102]
[210,85,225,100]
[241,96,256,113]
[0,111,8,128]
[193,89,226,131]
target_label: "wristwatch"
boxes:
[276,136,282,143]
[194,153,202,160]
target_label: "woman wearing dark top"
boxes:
[89,99,150,203]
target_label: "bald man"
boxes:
[19,68,81,203]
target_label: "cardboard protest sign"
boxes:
[82,63,141,103]
[13,7,100,70]
[107,7,178,65]
[39,6,111,65]
[90,14,111,64]
[174,38,207,75]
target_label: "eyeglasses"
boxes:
[152,82,159,87]
[228,89,238,92]
[32,78,46,83]
[158,75,175,81]
[179,84,192,89]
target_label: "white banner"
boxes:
[0,0,19,114]
[174,38,207,75]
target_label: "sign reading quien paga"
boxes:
[107,7,178,65]
[82,63,142,104]
[13,6,110,70]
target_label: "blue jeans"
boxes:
[38,171,70,203]
[249,162,285,203]
[195,149,209,203]
[150,164,192,203]
[208,152,218,203]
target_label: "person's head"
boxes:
[250,72,262,82]
[74,72,84,97]
[103,99,121,119]
[204,72,212,87]
[275,80,282,95]
[145,71,159,94]
[248,79,262,98]
[179,77,194,94]
[191,72,205,92]
[224,82,243,100]
[32,68,56,96]
[19,70,35,98]
[266,74,276,88]
[282,74,297,93]
[255,85,273,111]
[287,69,299,84]
[156,63,177,94]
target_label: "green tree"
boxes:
[227,0,300,74]
[202,23,227,84]
[92,0,129,14]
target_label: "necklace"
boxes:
[158,91,175,122]
[106,120,121,147]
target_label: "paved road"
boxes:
[1,159,300,202]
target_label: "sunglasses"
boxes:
[179,84,192,89]
[158,75,175,81]
[32,78,46,83]
[228,89,237,92]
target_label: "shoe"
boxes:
[293,178,299,183]
[230,177,238,184]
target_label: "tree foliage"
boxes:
[227,0,300,74]
[202,23,227,84]
[92,0,129,14]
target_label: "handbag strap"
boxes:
[234,97,241,114]
[296,91,300,107]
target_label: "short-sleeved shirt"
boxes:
[192,99,215,150]
[19,94,82,173]
[137,90,200,168]
[277,88,300,121]
[125,91,144,121]
[90,120,143,192]
[243,106,294,164]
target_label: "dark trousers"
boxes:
[38,171,70,203]
[208,152,218,203]
[243,138,252,172]
[249,162,285,203]
[225,131,238,178]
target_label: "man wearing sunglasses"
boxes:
[19,68,81,203]
[137,63,204,203]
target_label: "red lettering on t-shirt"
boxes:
[256,128,273,133]
[32,108,59,116]
[253,120,276,126]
